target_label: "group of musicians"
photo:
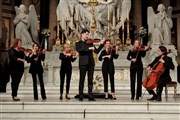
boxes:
[8,29,175,102]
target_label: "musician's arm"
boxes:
[164,57,175,70]
[127,50,132,61]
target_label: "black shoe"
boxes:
[42,97,47,100]
[156,97,162,101]
[12,97,20,101]
[59,95,63,100]
[65,95,70,100]
[88,98,96,101]
[79,98,83,101]
[136,96,139,100]
[112,95,117,100]
[34,98,38,100]
[131,96,134,100]
[147,95,157,101]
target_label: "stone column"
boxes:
[21,0,32,8]
[177,18,180,53]
[0,0,2,39]
[48,0,58,51]
[132,0,142,29]
[161,0,170,8]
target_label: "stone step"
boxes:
[1,109,179,120]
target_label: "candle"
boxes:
[113,10,115,28]
[127,8,129,20]
[117,7,120,20]
[76,11,78,21]
[108,6,110,20]
[122,17,124,29]
[57,21,59,36]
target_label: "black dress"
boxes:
[27,53,46,100]
[59,53,76,95]
[127,49,146,99]
[99,49,119,93]
[8,47,26,97]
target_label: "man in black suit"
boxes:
[76,29,105,101]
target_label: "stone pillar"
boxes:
[177,18,180,54]
[48,0,58,51]
[132,0,142,29]
[161,0,170,8]
[21,0,32,8]
[0,0,2,39]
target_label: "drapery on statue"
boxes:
[56,0,131,39]
[147,4,173,46]
[14,4,39,49]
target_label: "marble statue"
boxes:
[147,4,173,46]
[56,0,78,39]
[14,4,39,49]
[56,0,131,39]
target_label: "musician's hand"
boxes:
[34,57,38,61]
[17,58,25,62]
[89,46,95,51]
[146,66,151,72]
[101,38,106,44]
[144,46,149,51]
[42,49,46,54]
[159,58,165,63]
[131,58,136,62]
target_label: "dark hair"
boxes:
[32,43,40,48]
[12,38,22,48]
[105,40,111,44]
[81,29,90,34]
[159,46,167,55]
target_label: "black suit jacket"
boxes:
[76,40,104,66]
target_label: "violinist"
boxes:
[8,39,28,101]
[27,43,47,100]
[146,46,174,101]
[127,40,149,100]
[75,29,105,101]
[59,44,78,100]
[98,40,119,99]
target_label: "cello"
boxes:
[142,49,171,90]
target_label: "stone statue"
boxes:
[147,4,173,46]
[14,4,39,49]
[56,0,131,39]
[56,0,78,39]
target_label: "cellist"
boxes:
[146,46,175,101]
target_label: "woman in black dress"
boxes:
[127,40,148,100]
[146,46,174,101]
[27,43,47,100]
[8,39,27,101]
[59,44,78,100]
[98,40,119,99]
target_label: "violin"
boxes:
[133,46,151,51]
[85,39,100,44]
[18,47,32,53]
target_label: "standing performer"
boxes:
[127,40,148,100]
[27,43,47,100]
[8,39,27,101]
[146,46,174,101]
[75,29,105,101]
[98,40,119,99]
[59,44,78,100]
